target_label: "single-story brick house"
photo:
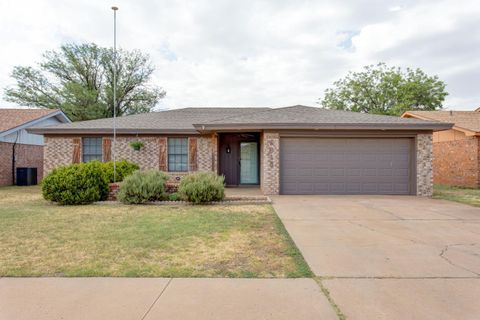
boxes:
[29,105,451,196]
[402,109,480,187]
[0,108,70,186]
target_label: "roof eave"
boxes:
[193,122,453,131]
[27,128,200,135]
[455,126,479,136]
[27,121,453,135]
[402,112,477,135]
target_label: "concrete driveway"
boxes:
[273,195,480,320]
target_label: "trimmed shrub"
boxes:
[178,172,225,204]
[168,192,181,201]
[42,161,109,205]
[117,170,169,204]
[103,160,139,183]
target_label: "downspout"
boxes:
[11,131,19,185]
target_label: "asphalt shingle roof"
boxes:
[404,110,480,133]
[29,105,451,134]
[37,107,269,132]
[0,108,59,133]
[202,105,437,125]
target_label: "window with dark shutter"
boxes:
[82,137,103,162]
[168,138,188,172]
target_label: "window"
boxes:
[168,137,188,172]
[82,137,103,162]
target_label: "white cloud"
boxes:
[0,0,479,110]
[351,0,480,109]
[389,6,403,12]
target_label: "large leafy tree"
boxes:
[320,63,448,116]
[4,43,166,121]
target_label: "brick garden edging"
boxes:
[107,183,121,201]
[150,196,272,205]
[106,182,270,204]
[97,196,271,206]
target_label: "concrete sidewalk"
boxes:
[0,277,338,320]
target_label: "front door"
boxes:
[219,134,259,186]
[240,142,259,184]
[219,134,240,186]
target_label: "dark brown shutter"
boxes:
[103,138,111,162]
[72,138,81,163]
[159,137,167,171]
[188,137,198,172]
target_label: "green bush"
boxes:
[103,160,139,183]
[117,170,169,204]
[42,161,109,205]
[178,172,225,204]
[168,192,181,201]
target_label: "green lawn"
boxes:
[433,184,480,207]
[0,186,311,278]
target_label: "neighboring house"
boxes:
[402,109,480,188]
[0,108,70,186]
[29,105,450,196]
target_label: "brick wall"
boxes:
[261,132,280,195]
[44,137,76,175]
[43,133,437,197]
[416,133,434,196]
[432,136,479,187]
[0,141,43,186]
[114,136,160,170]
[211,133,218,174]
[0,142,14,185]
[197,134,217,172]
[43,135,216,180]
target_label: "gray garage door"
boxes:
[280,138,413,195]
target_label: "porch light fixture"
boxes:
[226,145,231,154]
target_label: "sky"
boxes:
[0,0,479,110]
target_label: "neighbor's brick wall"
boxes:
[261,132,280,195]
[0,141,43,186]
[416,133,434,196]
[0,142,14,185]
[432,136,479,187]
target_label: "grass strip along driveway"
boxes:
[434,184,480,207]
[0,186,311,278]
